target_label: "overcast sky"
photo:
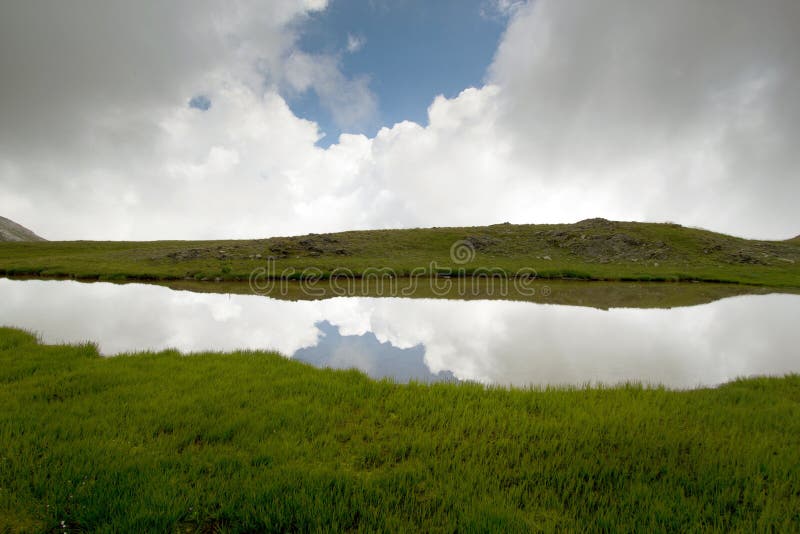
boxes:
[1,0,798,240]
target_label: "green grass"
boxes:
[1,219,799,288]
[1,327,798,532]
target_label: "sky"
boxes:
[289,0,509,144]
[1,0,798,241]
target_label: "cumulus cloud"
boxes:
[346,33,366,53]
[489,0,800,237]
[284,51,377,131]
[1,0,798,240]
[481,0,526,20]
[0,0,322,155]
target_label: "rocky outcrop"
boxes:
[0,216,45,242]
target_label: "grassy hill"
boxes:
[1,327,798,531]
[0,219,798,287]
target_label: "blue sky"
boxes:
[288,0,510,145]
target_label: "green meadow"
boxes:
[1,219,799,288]
[2,219,799,531]
[1,327,798,532]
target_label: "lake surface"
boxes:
[1,277,799,388]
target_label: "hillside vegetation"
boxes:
[1,327,799,531]
[0,219,798,287]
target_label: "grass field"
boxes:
[1,219,799,288]
[1,327,799,532]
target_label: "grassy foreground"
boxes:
[1,328,798,531]
[1,219,799,288]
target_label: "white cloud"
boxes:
[481,0,526,20]
[487,0,800,238]
[284,51,378,131]
[346,33,366,53]
[1,0,799,240]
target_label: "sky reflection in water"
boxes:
[1,278,798,388]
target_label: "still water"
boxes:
[1,278,798,388]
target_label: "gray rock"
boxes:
[0,215,46,242]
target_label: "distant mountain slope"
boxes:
[0,216,45,242]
